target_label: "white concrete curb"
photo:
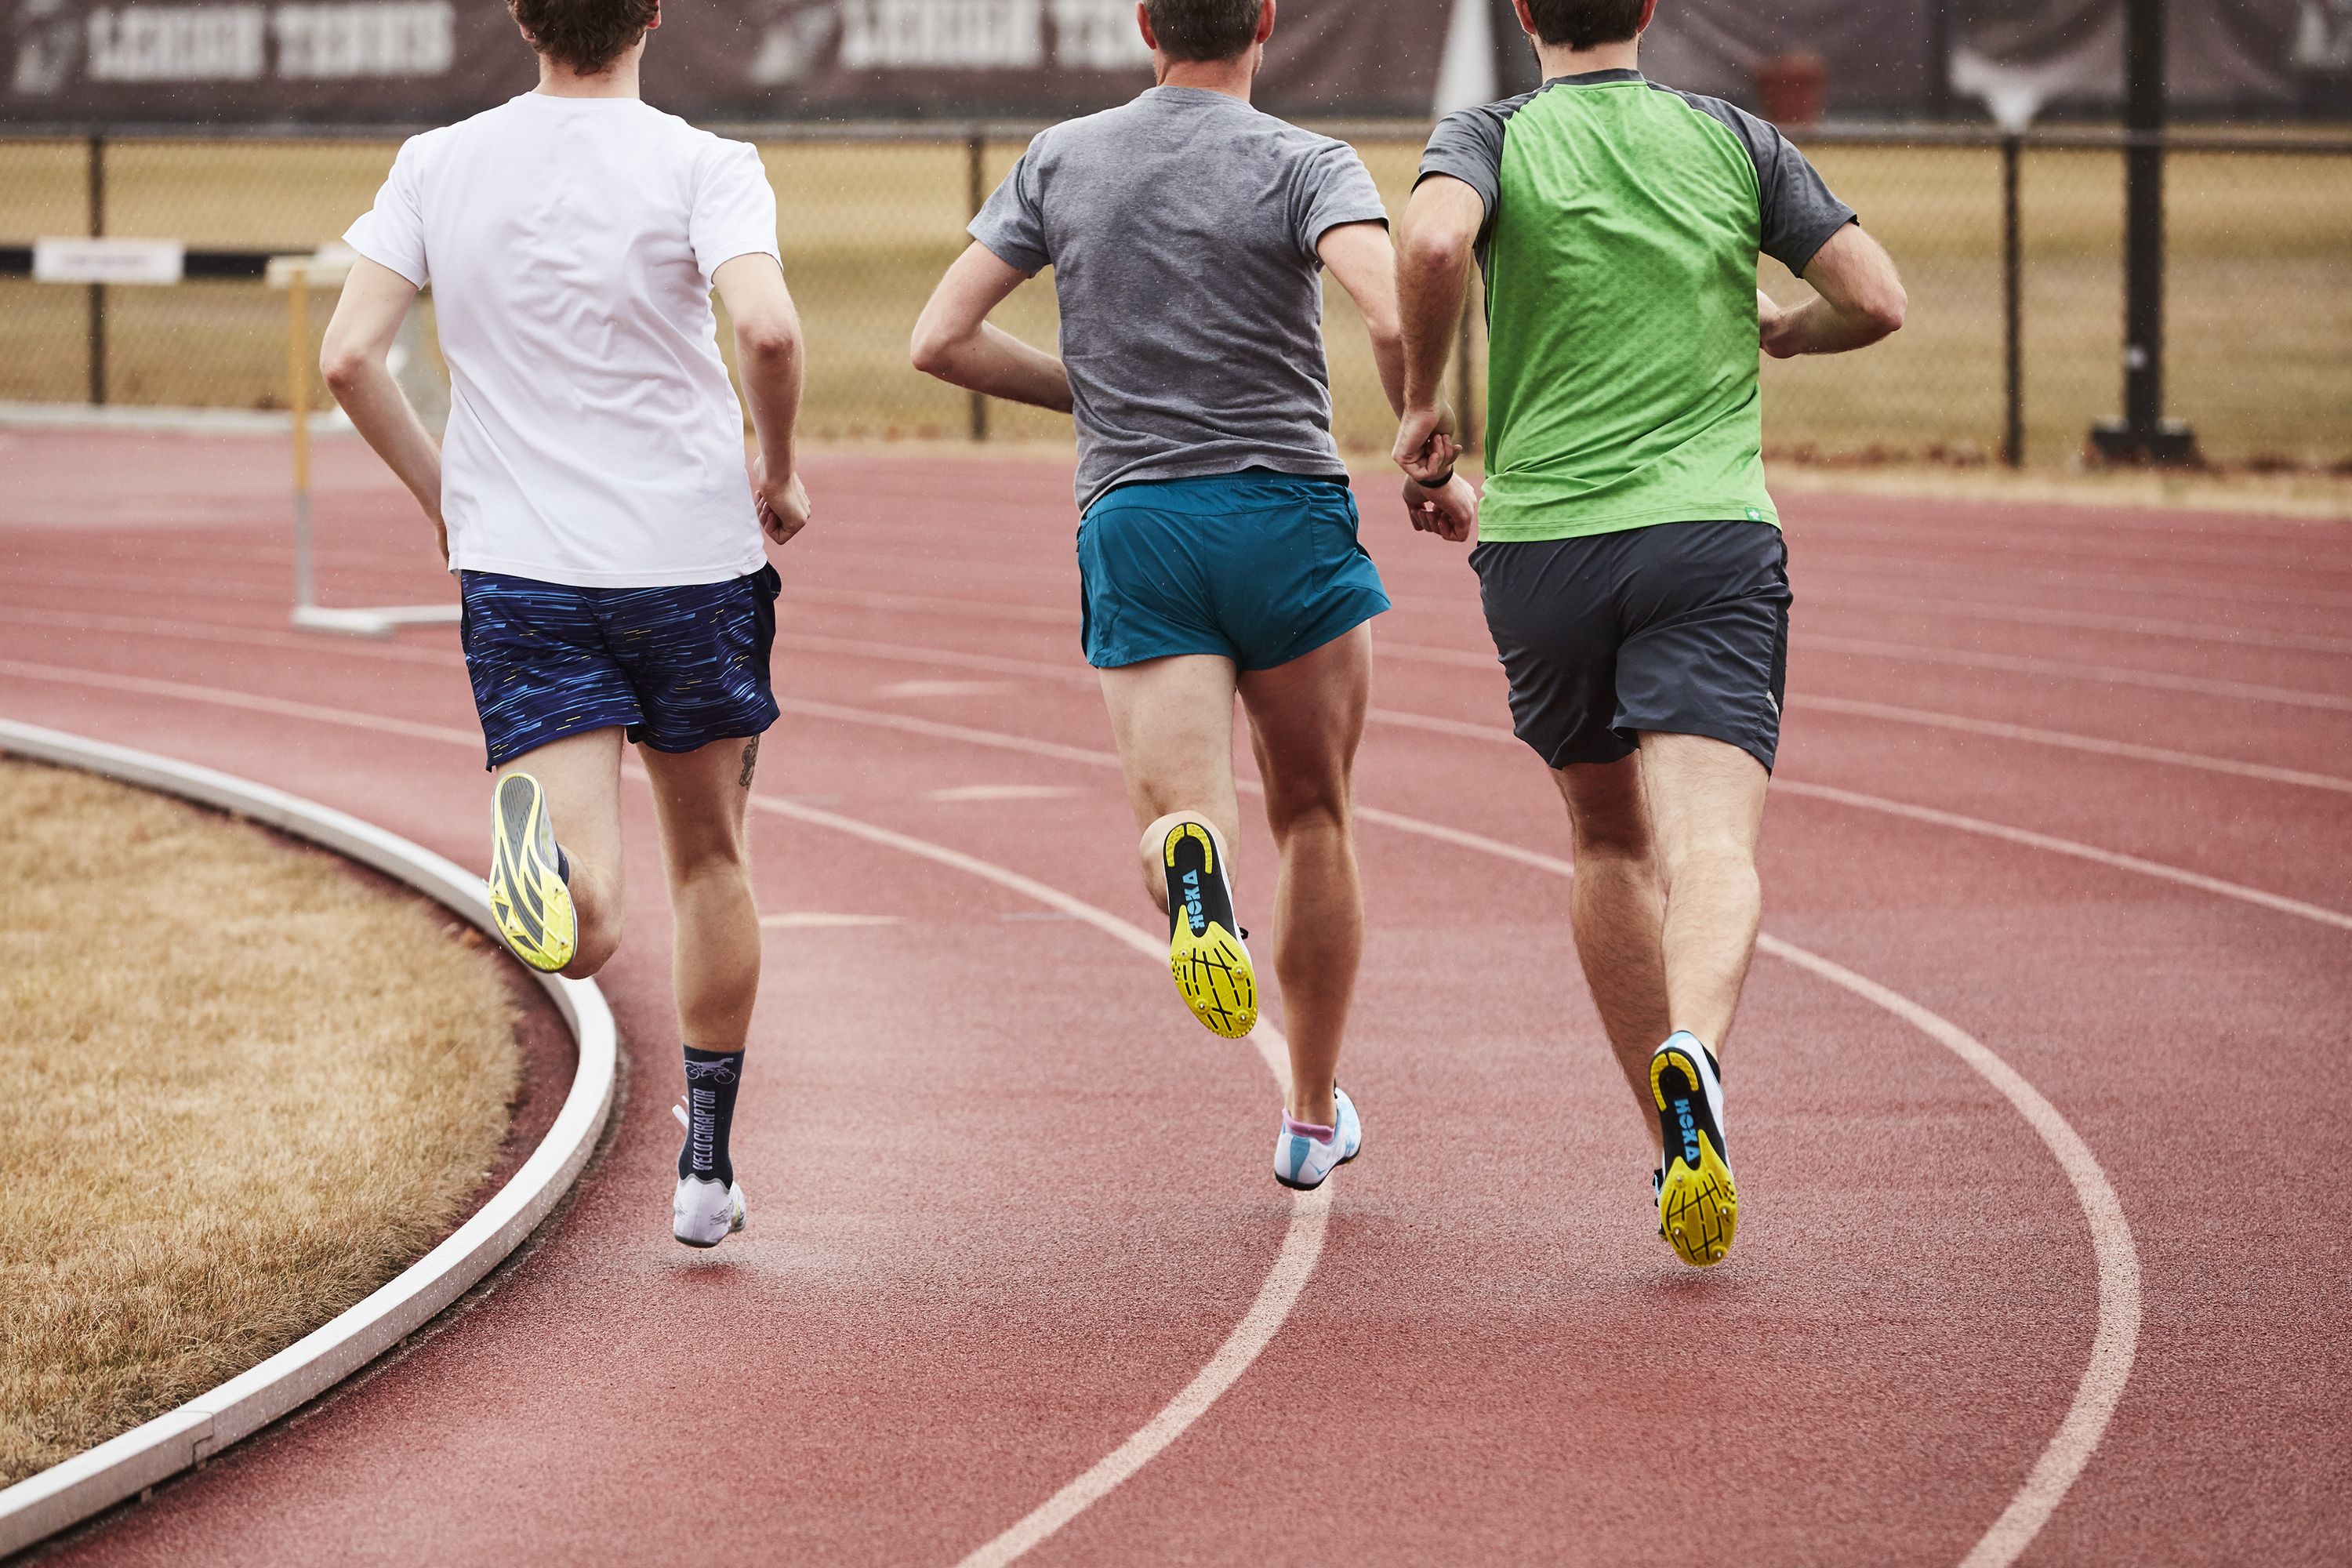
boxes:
[0,720,618,1557]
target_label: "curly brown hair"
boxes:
[509,0,658,75]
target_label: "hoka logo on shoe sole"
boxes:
[1182,869,1205,935]
[1674,1097,1700,1165]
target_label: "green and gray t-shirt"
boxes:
[1419,69,1855,542]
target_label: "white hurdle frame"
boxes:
[270,252,460,638]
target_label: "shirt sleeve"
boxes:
[342,135,430,289]
[968,134,1051,274]
[689,140,781,285]
[1673,92,1857,274]
[1290,139,1388,263]
[1416,100,1515,249]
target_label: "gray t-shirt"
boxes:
[970,86,1388,511]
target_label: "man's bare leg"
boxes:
[1237,625,1372,1129]
[493,727,625,977]
[1552,753,1671,1156]
[640,733,764,1248]
[1636,731,1769,1052]
[640,735,764,1053]
[1098,652,1244,910]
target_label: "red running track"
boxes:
[3,428,2348,1566]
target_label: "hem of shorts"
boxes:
[628,717,778,757]
[452,550,771,590]
[1087,641,1237,671]
[1239,592,1390,673]
[1475,506,1781,543]
[1613,717,1780,775]
[480,710,642,771]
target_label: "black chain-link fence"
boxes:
[2,125,2347,467]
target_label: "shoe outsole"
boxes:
[1163,822,1257,1039]
[488,771,576,974]
[1651,1047,1738,1268]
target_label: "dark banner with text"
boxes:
[4,0,2341,127]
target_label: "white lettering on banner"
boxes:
[839,0,1044,70]
[1054,0,1152,70]
[85,6,267,82]
[274,2,456,78]
[1051,0,1151,70]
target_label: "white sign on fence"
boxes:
[32,238,187,285]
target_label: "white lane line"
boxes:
[1797,634,2352,713]
[758,912,906,928]
[0,655,1332,1568]
[1365,700,2352,797]
[750,692,2152,1568]
[1756,939,2141,1568]
[1799,585,2352,658]
[772,636,2352,797]
[14,606,2351,791]
[1773,780,2352,932]
[739,797,1329,1568]
[1791,695,2352,795]
[11,647,2340,935]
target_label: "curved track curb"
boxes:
[0,720,618,1557]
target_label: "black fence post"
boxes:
[2002,134,2023,468]
[964,130,988,443]
[2092,0,2196,463]
[86,132,105,407]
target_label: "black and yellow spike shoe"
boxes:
[1651,1032,1738,1268]
[488,771,577,974]
[1161,820,1257,1039]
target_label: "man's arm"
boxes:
[1389,175,1486,542]
[909,244,1073,412]
[1319,218,1478,539]
[1317,220,1406,414]
[714,252,811,546]
[319,258,443,561]
[1760,223,1907,358]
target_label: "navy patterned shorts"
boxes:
[458,565,781,770]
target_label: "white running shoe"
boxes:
[673,1174,747,1249]
[670,1102,746,1249]
[1272,1087,1363,1192]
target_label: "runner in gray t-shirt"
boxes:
[913,0,1476,1193]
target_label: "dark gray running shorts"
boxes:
[1468,520,1791,772]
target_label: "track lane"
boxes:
[7,437,2349,1563]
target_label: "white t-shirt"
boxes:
[344,93,780,588]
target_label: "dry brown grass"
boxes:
[0,758,519,1487]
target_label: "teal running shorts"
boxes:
[1076,470,1390,672]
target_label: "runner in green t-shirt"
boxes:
[1392,0,1907,1268]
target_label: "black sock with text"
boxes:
[678,1046,743,1188]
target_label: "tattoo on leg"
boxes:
[738,736,760,789]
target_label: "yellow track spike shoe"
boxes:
[1161,821,1257,1039]
[488,771,577,973]
[1651,1033,1738,1267]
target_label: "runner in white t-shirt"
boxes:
[321,0,807,1250]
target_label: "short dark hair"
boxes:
[1142,0,1262,62]
[509,0,658,75]
[1523,0,1646,50]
